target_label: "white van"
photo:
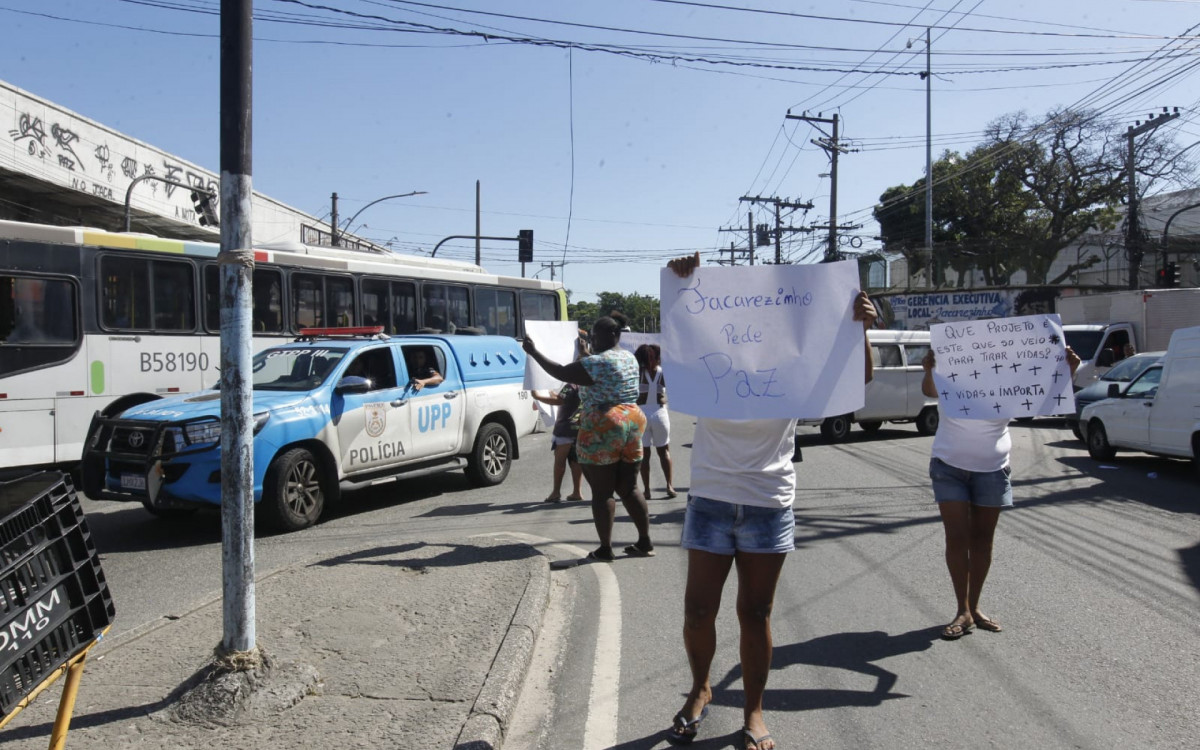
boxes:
[1080,325,1200,477]
[803,330,939,441]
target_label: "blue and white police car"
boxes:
[80,327,536,530]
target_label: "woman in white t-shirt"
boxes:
[663,252,877,750]
[921,347,1079,640]
[635,343,677,499]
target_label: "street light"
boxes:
[330,190,426,247]
[908,28,932,287]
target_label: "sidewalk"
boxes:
[1,537,549,750]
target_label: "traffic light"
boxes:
[1158,262,1181,288]
[191,190,219,228]
[518,229,533,263]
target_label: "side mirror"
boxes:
[336,375,372,394]
[1107,383,1121,398]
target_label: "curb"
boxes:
[454,547,551,749]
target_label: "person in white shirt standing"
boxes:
[635,343,677,499]
[663,252,877,750]
[921,347,1079,640]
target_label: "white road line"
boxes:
[477,533,622,750]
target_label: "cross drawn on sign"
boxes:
[930,314,1076,420]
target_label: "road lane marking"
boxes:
[477,533,621,750]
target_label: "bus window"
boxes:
[521,291,559,332]
[204,265,284,333]
[423,283,470,333]
[1,276,77,345]
[101,255,192,331]
[475,288,517,337]
[362,278,416,334]
[101,255,152,329]
[327,276,355,328]
[153,261,195,331]
[292,273,324,330]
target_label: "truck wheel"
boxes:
[916,406,939,436]
[466,422,512,486]
[859,420,883,434]
[140,499,199,521]
[1087,420,1117,461]
[263,447,327,531]
[819,414,852,442]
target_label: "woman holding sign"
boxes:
[663,252,877,750]
[921,347,1079,640]
[523,317,654,562]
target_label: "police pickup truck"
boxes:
[80,328,536,530]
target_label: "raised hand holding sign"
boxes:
[660,260,867,419]
[930,313,1076,419]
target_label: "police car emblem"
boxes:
[365,405,386,438]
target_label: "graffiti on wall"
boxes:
[6,104,217,225]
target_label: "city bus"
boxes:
[0,218,567,477]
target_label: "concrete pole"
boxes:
[475,180,481,267]
[925,28,934,288]
[828,113,840,263]
[748,210,755,265]
[330,192,339,247]
[774,201,782,265]
[219,0,256,655]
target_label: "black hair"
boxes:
[610,311,630,330]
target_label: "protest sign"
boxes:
[523,320,580,391]
[930,313,1076,419]
[618,332,661,356]
[659,261,865,419]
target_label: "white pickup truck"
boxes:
[80,329,538,530]
[1080,326,1200,478]
[1058,288,1200,389]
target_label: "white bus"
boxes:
[0,219,566,477]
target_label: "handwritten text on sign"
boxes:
[659,261,865,419]
[930,314,1076,420]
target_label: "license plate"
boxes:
[120,473,147,491]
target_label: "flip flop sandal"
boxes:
[940,620,975,640]
[586,548,615,563]
[742,727,775,750]
[623,544,656,558]
[974,616,1003,632]
[665,705,709,745]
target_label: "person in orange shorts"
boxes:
[523,316,654,562]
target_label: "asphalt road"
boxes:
[76,414,1199,749]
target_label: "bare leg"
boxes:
[568,456,584,499]
[678,550,735,726]
[640,453,653,498]
[967,505,1002,624]
[582,463,617,555]
[547,442,571,500]
[615,460,652,549]
[657,444,675,494]
[734,551,786,750]
[938,502,973,632]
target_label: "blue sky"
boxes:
[3,1,1200,301]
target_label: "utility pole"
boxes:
[740,195,814,264]
[330,192,339,247]
[1125,107,1180,289]
[219,0,256,656]
[747,210,755,265]
[475,180,481,267]
[787,111,855,262]
[717,222,754,265]
[539,261,565,280]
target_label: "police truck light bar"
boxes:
[298,326,385,337]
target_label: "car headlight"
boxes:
[185,420,222,446]
[253,412,270,435]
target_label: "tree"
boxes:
[567,291,660,332]
[874,108,1192,287]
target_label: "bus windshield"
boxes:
[251,347,347,391]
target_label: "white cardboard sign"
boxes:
[659,261,866,419]
[930,314,1076,420]
[523,320,581,391]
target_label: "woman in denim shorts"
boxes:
[921,348,1079,640]
[663,252,878,750]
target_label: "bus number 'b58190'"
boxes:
[140,352,211,373]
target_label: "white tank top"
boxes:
[639,367,667,412]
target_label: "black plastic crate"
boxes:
[0,473,114,718]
